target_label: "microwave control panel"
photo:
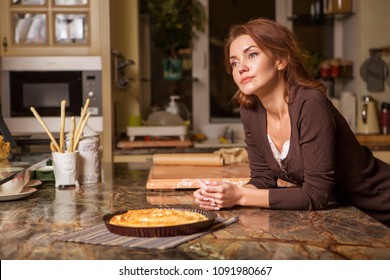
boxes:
[83,71,102,116]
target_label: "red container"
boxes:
[380,103,390,135]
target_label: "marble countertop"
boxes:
[1,162,389,260]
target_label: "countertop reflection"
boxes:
[0,163,389,260]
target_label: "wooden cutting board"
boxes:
[117,139,192,149]
[146,162,250,190]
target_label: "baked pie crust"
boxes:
[109,208,208,227]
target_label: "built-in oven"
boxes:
[1,56,103,135]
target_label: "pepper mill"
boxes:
[380,102,390,135]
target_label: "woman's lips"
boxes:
[241,76,253,84]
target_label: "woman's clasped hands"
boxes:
[193,180,242,210]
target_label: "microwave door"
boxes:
[10,71,83,117]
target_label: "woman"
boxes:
[193,18,390,227]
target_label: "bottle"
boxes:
[165,95,191,127]
[380,102,390,135]
[166,95,180,115]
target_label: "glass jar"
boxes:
[330,59,340,78]
[331,0,352,14]
[319,61,331,78]
[339,60,353,78]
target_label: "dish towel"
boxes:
[55,216,239,250]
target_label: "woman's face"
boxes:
[229,34,280,96]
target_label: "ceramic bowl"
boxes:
[0,167,30,195]
[199,124,228,140]
[145,111,183,126]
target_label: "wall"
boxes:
[358,0,390,106]
[100,0,113,162]
[110,0,141,136]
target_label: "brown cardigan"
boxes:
[240,86,390,227]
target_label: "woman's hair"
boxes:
[224,18,327,108]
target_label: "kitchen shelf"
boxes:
[288,12,354,26]
[355,134,390,150]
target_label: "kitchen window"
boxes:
[192,0,288,133]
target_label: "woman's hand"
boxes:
[193,180,243,210]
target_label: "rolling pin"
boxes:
[152,153,224,166]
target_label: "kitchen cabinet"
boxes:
[289,0,355,97]
[0,0,112,163]
[0,0,102,56]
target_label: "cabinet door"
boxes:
[0,0,101,56]
[54,13,88,45]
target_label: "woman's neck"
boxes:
[258,84,287,119]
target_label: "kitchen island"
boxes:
[1,162,389,260]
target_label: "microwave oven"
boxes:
[1,56,103,134]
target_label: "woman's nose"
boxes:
[238,63,248,74]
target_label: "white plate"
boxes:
[26,180,43,187]
[0,188,37,202]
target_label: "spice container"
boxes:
[330,59,340,78]
[319,61,331,78]
[338,60,353,78]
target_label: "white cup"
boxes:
[0,167,30,195]
[66,135,102,184]
[52,151,80,188]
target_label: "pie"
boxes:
[109,208,208,227]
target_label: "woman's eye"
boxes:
[249,52,258,59]
[231,61,238,68]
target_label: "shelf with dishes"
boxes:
[288,12,354,26]
[0,0,101,55]
[289,0,354,26]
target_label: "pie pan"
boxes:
[103,207,217,237]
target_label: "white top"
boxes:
[267,134,290,168]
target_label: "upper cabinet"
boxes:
[0,0,102,56]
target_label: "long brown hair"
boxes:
[224,18,326,108]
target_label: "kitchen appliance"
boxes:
[1,56,103,134]
[356,96,380,134]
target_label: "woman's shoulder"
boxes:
[290,86,335,122]
[292,86,329,107]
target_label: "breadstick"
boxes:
[59,100,66,152]
[73,111,91,151]
[74,98,90,141]
[68,116,75,152]
[50,142,57,152]
[30,107,61,152]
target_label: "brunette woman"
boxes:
[193,18,390,227]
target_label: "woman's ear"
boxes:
[276,59,287,71]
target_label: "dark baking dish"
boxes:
[103,207,217,237]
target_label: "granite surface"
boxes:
[1,162,389,260]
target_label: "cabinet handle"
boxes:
[2,37,7,52]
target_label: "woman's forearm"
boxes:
[239,184,270,208]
